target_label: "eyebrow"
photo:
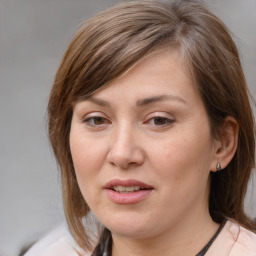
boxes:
[85,97,111,107]
[85,94,187,107]
[136,94,187,106]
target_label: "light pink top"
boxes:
[207,220,256,256]
[25,220,256,256]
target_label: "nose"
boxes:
[107,124,145,169]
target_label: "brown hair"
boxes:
[48,0,256,252]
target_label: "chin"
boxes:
[110,226,152,239]
[101,214,155,239]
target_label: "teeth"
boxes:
[112,186,141,193]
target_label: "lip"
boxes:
[104,179,153,189]
[104,179,154,204]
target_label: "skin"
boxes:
[69,50,229,256]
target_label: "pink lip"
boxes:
[104,179,154,204]
[104,179,153,189]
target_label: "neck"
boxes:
[111,212,219,256]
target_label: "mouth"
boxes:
[104,179,154,204]
[104,179,154,193]
[111,185,150,193]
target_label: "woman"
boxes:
[26,0,256,255]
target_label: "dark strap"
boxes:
[196,221,226,256]
[93,221,226,256]
[91,228,112,256]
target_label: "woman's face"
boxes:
[70,50,218,239]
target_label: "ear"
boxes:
[210,116,239,172]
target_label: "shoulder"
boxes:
[207,220,256,256]
[227,220,256,256]
[24,223,91,256]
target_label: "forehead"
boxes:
[74,49,203,113]
[94,49,195,96]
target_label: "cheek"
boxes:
[70,140,104,209]
[149,126,213,186]
[150,132,212,215]
[70,129,106,173]
[69,130,107,202]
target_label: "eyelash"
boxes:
[83,116,110,126]
[82,114,175,127]
[146,116,174,126]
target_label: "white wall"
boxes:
[0,1,255,256]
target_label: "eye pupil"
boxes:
[154,117,166,125]
[94,117,104,125]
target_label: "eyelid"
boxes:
[144,112,175,126]
[145,112,175,121]
[82,112,111,126]
[81,111,107,120]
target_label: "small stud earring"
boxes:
[216,162,222,172]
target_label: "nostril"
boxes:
[106,131,145,168]
[107,147,145,169]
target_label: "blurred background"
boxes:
[0,1,255,255]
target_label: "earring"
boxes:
[216,162,222,172]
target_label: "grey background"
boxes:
[0,1,255,256]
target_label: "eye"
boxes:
[146,115,174,127]
[153,117,172,125]
[83,116,110,126]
